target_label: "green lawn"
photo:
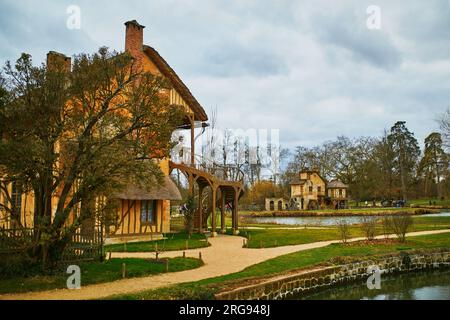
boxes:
[105,232,210,252]
[413,216,450,230]
[238,216,450,248]
[409,198,450,207]
[0,257,202,294]
[108,232,450,300]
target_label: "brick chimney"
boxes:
[46,51,71,72]
[125,20,145,69]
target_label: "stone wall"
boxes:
[215,251,450,300]
[265,198,289,211]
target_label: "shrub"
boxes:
[336,219,350,244]
[0,252,41,279]
[381,216,392,239]
[361,217,377,241]
[183,195,196,236]
[390,215,413,242]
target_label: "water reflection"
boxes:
[297,270,450,300]
[248,212,450,227]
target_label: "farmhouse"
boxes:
[289,169,348,210]
[0,20,243,243]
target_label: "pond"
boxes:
[296,269,450,300]
[247,212,450,227]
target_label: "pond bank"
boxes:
[215,250,450,300]
[302,268,450,300]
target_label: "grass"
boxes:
[409,198,450,207]
[240,216,450,248]
[0,257,202,294]
[108,232,450,300]
[104,232,210,252]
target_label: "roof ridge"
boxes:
[142,44,208,122]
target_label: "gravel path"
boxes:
[1,229,449,300]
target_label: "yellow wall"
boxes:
[111,199,169,236]
[291,172,326,199]
[0,184,54,229]
[328,188,347,199]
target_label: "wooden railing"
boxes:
[0,226,103,263]
[174,155,245,183]
[60,229,103,263]
[0,227,34,252]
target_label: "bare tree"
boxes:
[381,216,392,239]
[390,215,413,242]
[440,108,450,150]
[337,219,351,244]
[360,217,377,241]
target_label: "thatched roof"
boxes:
[289,178,307,185]
[327,179,348,189]
[112,176,182,200]
[143,45,208,122]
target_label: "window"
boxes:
[318,186,321,193]
[339,189,343,197]
[11,182,22,217]
[309,186,313,194]
[140,200,156,224]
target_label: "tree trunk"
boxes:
[399,152,407,201]
[435,154,441,198]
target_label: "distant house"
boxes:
[326,179,349,209]
[290,170,326,210]
[290,170,349,210]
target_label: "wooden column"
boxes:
[188,172,194,193]
[190,114,195,167]
[211,186,217,237]
[220,190,226,234]
[233,187,239,235]
[198,185,204,233]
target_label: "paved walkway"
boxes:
[1,229,449,300]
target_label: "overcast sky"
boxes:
[1,0,450,151]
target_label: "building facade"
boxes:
[0,20,209,243]
[289,170,348,210]
[290,170,327,210]
[326,179,349,209]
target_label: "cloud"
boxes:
[300,2,402,70]
[0,0,449,151]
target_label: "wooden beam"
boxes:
[220,189,226,234]
[233,187,239,235]
[190,114,195,166]
[211,186,217,237]
[198,185,204,233]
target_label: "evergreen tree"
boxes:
[419,132,447,197]
[387,121,420,201]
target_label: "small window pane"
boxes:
[147,201,155,224]
[140,201,148,222]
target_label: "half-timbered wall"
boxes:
[111,199,170,236]
[0,183,37,229]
